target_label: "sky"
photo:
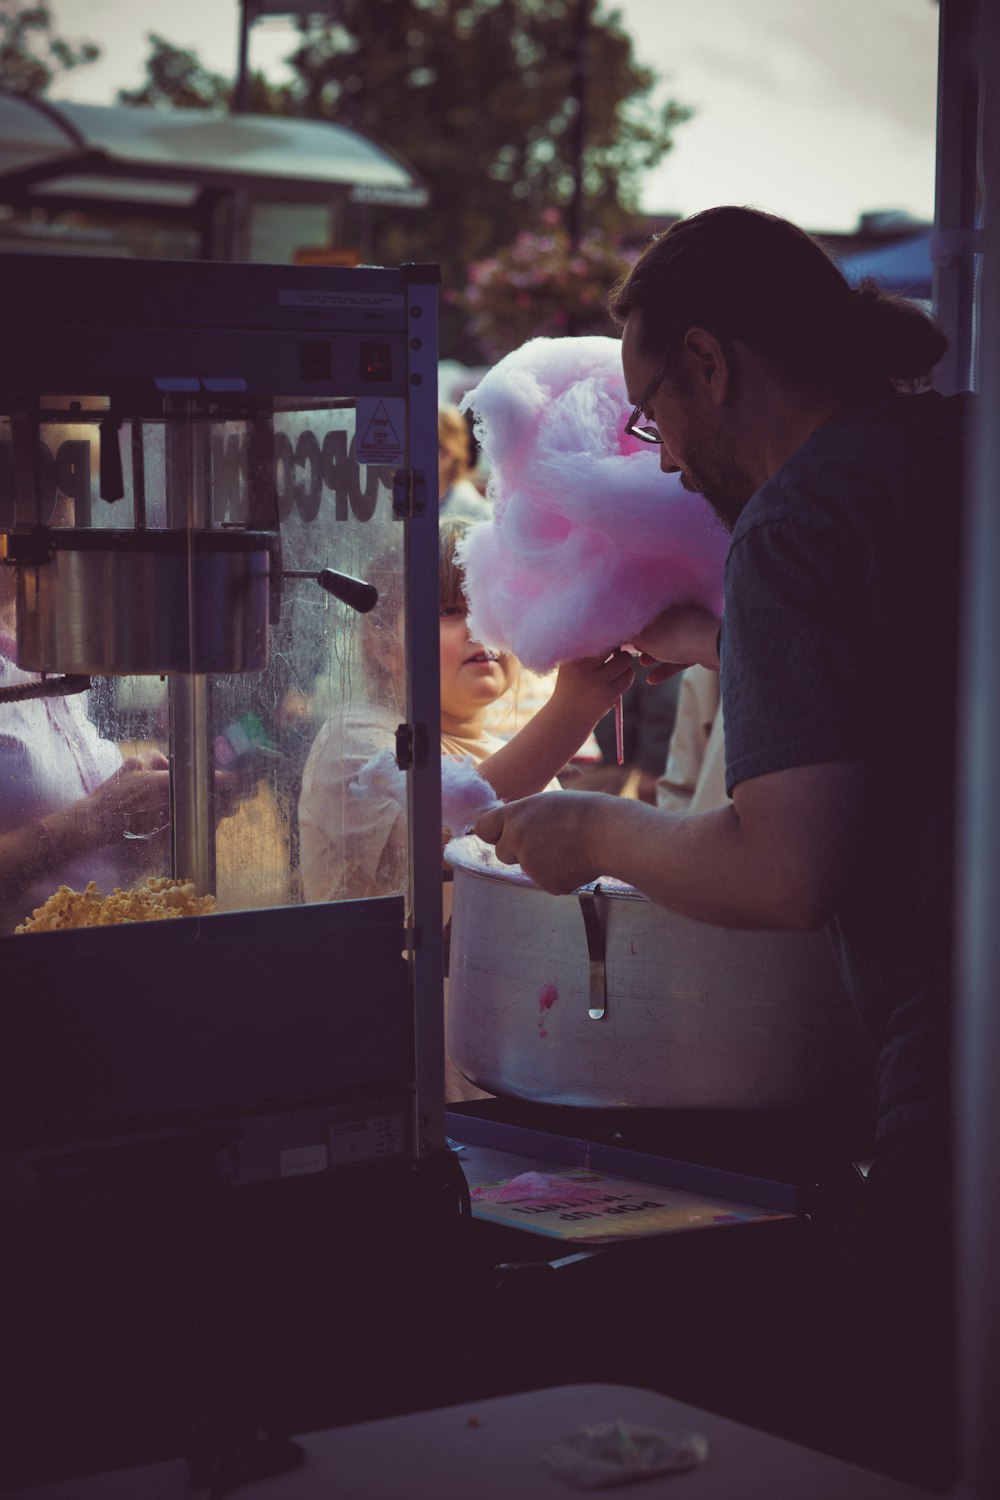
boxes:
[45,0,940,233]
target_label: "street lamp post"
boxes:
[234,0,253,112]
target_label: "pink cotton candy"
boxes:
[439,753,503,835]
[354,748,501,837]
[458,336,729,672]
[471,1171,616,1205]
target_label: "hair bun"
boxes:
[847,277,947,382]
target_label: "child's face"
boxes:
[439,602,515,721]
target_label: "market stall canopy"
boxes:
[838,229,933,299]
[0,90,429,213]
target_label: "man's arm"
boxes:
[475,758,865,930]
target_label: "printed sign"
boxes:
[328,1113,405,1166]
[468,1168,792,1244]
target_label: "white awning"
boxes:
[0,91,429,211]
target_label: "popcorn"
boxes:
[16,877,216,932]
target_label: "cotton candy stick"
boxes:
[615,694,625,766]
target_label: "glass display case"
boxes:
[0,255,445,1183]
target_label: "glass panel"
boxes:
[0,399,404,933]
[209,406,404,912]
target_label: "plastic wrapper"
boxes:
[540,1419,709,1490]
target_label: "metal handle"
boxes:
[99,414,125,502]
[283,567,379,614]
[317,567,378,613]
[578,884,607,1020]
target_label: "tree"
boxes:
[117,35,294,115]
[284,0,689,269]
[0,1,99,95]
[124,1,691,357]
[117,35,231,112]
[453,212,634,359]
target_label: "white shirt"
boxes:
[0,638,122,931]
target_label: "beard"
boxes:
[676,424,757,533]
[664,372,758,532]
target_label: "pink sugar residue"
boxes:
[537,983,558,1040]
[471,1171,614,1206]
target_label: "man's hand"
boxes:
[474,790,612,894]
[629,603,722,683]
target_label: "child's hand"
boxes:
[475,651,635,803]
[549,649,635,727]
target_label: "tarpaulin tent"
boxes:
[839,229,933,298]
[0,90,428,259]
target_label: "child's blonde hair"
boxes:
[438,406,475,479]
[439,517,471,611]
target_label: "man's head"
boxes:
[611,206,948,529]
[620,314,758,529]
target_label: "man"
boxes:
[476,206,972,1488]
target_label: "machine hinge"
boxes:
[402,924,423,952]
[395,720,430,771]
[392,469,427,518]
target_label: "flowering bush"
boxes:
[450,213,634,361]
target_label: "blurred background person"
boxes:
[589,670,681,801]
[438,405,491,523]
[656,664,725,814]
[0,572,170,934]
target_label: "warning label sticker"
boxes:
[279,290,404,310]
[355,397,405,466]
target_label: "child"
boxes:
[297,520,633,1098]
[299,520,632,902]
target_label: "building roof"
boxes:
[0,91,429,213]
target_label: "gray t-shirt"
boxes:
[721,390,974,1140]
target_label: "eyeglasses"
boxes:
[624,363,669,443]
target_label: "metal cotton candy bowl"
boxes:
[445,836,876,1113]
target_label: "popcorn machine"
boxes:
[0,254,447,1183]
